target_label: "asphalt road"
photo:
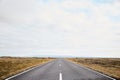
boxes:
[6,59,115,80]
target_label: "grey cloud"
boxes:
[0,0,120,57]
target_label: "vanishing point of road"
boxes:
[5,59,116,80]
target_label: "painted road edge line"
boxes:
[5,66,39,80]
[81,65,116,80]
[5,60,53,80]
[68,60,116,80]
[59,72,62,80]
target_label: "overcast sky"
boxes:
[0,0,120,57]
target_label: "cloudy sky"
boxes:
[0,0,120,57]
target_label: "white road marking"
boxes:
[59,64,61,67]
[59,72,62,80]
[5,66,39,80]
[5,60,52,80]
[81,66,116,80]
[68,61,116,80]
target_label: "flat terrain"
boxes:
[5,59,116,80]
[0,57,52,80]
[69,58,120,80]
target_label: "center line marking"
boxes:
[59,64,61,66]
[59,72,62,80]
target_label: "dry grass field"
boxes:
[0,57,53,80]
[69,58,120,80]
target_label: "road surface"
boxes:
[6,59,116,80]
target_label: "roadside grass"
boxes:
[0,57,53,80]
[68,58,120,80]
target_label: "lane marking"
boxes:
[59,72,62,80]
[5,60,53,80]
[67,60,116,80]
[59,64,61,67]
[80,66,116,80]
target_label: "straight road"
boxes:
[6,59,116,80]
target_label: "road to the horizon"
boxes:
[6,59,116,80]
